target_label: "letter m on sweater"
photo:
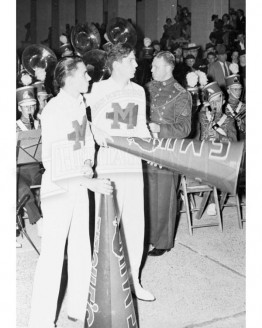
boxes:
[67,115,87,150]
[107,103,138,129]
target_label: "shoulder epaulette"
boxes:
[174,82,186,93]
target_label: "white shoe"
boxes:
[207,203,217,216]
[36,217,43,237]
[131,282,155,302]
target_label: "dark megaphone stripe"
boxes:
[107,137,244,195]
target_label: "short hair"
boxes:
[106,43,134,72]
[237,9,244,15]
[54,56,84,88]
[207,52,216,57]
[154,51,175,69]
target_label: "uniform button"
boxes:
[160,118,163,121]
[169,95,172,98]
[163,82,166,86]
[159,88,161,91]
[161,112,164,114]
[163,106,165,109]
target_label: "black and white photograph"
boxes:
[1,0,260,327]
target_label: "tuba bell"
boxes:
[22,44,57,78]
[71,23,101,57]
[106,17,137,48]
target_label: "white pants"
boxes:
[95,168,145,283]
[28,181,91,328]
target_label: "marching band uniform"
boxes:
[28,88,95,328]
[199,106,237,142]
[145,77,192,252]
[16,86,42,225]
[199,82,237,216]
[225,74,246,140]
[200,82,237,142]
[88,77,151,294]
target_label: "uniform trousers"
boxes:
[95,149,145,283]
[28,178,91,328]
[17,163,43,224]
[146,164,179,250]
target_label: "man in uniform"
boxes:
[200,81,237,143]
[16,85,43,236]
[145,51,192,256]
[199,81,237,215]
[225,74,245,140]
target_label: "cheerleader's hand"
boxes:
[81,178,113,195]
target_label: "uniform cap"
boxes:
[16,86,37,106]
[202,82,222,102]
[225,74,242,88]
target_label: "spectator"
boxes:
[208,44,231,92]
[239,50,246,102]
[230,50,239,64]
[236,9,246,34]
[235,32,245,52]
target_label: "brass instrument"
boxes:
[106,17,137,48]
[22,44,57,77]
[71,23,101,57]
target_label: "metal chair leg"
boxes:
[17,214,40,255]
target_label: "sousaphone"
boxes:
[106,17,137,48]
[71,23,101,57]
[22,44,57,77]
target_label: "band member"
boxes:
[225,74,245,140]
[28,56,113,328]
[200,81,237,143]
[16,85,43,235]
[199,81,237,216]
[16,85,40,132]
[87,43,155,302]
[144,51,192,256]
[33,81,51,119]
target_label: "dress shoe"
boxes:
[148,248,171,256]
[131,282,156,302]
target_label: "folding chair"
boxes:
[180,175,223,235]
[16,194,40,255]
[220,178,246,229]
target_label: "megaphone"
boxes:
[106,137,244,195]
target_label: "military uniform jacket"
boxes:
[145,77,192,138]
